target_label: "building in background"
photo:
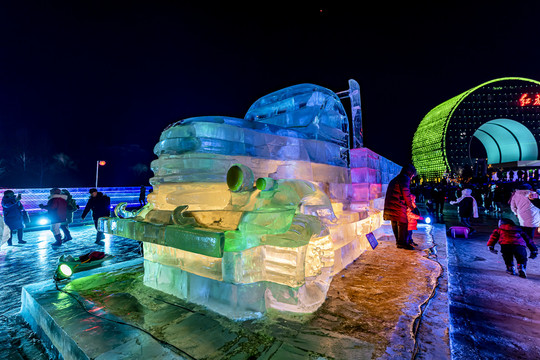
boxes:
[412,77,540,181]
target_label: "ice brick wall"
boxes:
[350,148,402,210]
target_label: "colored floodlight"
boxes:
[57,264,73,279]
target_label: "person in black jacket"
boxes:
[81,188,111,244]
[139,185,146,206]
[383,164,418,250]
[2,191,27,246]
[60,189,79,242]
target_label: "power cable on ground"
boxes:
[410,225,445,360]
[54,280,198,360]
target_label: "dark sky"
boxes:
[1,2,540,187]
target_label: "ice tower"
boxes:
[99,81,401,319]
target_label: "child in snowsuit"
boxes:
[450,188,478,232]
[407,194,424,246]
[487,218,538,278]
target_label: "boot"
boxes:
[17,230,26,244]
[506,265,517,276]
[397,243,415,250]
[51,234,63,246]
[63,228,72,242]
[517,264,527,278]
[7,237,12,246]
[95,231,105,244]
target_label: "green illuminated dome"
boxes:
[412,77,540,180]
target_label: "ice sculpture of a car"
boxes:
[99,83,383,319]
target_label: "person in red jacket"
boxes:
[406,194,424,246]
[487,218,538,278]
[384,164,418,250]
[39,188,68,246]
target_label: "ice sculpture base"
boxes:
[20,258,376,359]
[20,224,450,360]
[143,259,332,320]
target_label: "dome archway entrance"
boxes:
[471,118,538,165]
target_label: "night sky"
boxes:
[1,2,540,187]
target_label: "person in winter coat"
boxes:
[487,218,538,278]
[450,188,479,231]
[425,199,435,216]
[39,188,68,246]
[139,185,146,206]
[509,183,540,241]
[1,190,27,246]
[384,164,417,250]
[81,188,111,244]
[432,186,446,216]
[60,189,79,242]
[492,184,505,213]
[406,194,424,246]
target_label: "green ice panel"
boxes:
[101,218,225,258]
[164,225,225,258]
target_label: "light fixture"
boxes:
[56,264,73,279]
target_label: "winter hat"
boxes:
[50,188,61,195]
[3,190,14,198]
[89,188,98,194]
[401,164,417,178]
[499,218,516,227]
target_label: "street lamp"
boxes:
[95,160,106,188]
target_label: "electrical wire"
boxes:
[149,296,198,314]
[410,226,445,360]
[54,280,198,360]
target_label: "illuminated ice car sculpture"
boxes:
[99,82,384,319]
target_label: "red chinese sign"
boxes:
[519,93,540,106]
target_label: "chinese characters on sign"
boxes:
[519,93,540,107]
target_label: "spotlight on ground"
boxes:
[56,264,73,279]
[38,218,49,225]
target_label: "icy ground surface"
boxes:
[444,209,540,360]
[16,225,448,359]
[0,225,142,360]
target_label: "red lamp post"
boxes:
[95,160,106,188]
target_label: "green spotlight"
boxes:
[57,263,73,279]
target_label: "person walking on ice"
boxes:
[81,188,111,244]
[39,188,68,246]
[487,218,538,278]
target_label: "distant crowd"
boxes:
[385,165,538,278]
[1,185,148,248]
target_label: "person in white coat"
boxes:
[510,184,540,241]
[450,188,479,231]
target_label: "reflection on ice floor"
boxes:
[0,225,141,359]
[0,223,448,360]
